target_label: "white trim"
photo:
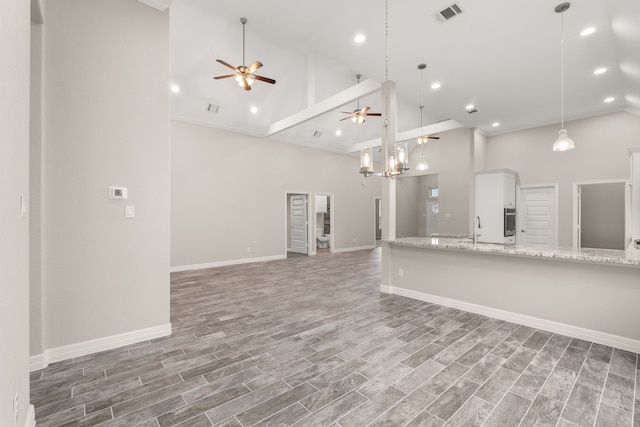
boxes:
[332,245,376,253]
[381,285,640,354]
[24,405,35,427]
[170,254,285,273]
[30,323,171,371]
[29,353,47,371]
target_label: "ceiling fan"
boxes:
[214,18,276,91]
[340,75,381,123]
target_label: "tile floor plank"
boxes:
[28,249,639,427]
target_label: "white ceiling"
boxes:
[170,0,640,154]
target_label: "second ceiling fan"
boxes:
[340,75,381,124]
[214,18,276,91]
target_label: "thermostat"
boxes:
[109,186,128,199]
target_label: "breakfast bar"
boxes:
[380,237,640,352]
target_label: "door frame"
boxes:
[285,192,311,256]
[572,179,630,249]
[374,197,382,244]
[517,184,559,247]
[315,193,334,254]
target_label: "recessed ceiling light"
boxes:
[465,104,474,110]
[336,130,342,136]
[593,67,607,75]
[604,97,615,103]
[431,82,441,90]
[250,106,258,114]
[492,122,500,127]
[580,27,596,36]
[171,84,180,93]
[354,34,366,43]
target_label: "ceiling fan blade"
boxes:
[213,74,236,80]
[216,59,238,71]
[243,78,251,91]
[365,113,382,117]
[247,61,263,73]
[252,74,276,85]
[339,116,353,121]
[361,106,370,114]
[428,136,441,139]
[340,112,354,114]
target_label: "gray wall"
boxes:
[0,0,31,424]
[581,182,625,250]
[403,127,474,236]
[486,112,640,247]
[36,0,171,351]
[171,120,381,267]
[396,176,419,238]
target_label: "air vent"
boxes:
[467,108,478,114]
[206,103,219,114]
[313,131,323,138]
[434,3,463,22]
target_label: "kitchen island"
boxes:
[381,237,640,352]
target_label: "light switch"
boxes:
[125,205,135,218]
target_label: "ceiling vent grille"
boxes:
[206,103,220,114]
[434,3,463,22]
[313,131,323,138]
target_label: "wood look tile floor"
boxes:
[31,248,640,426]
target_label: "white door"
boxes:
[426,201,438,235]
[290,194,308,254]
[518,186,556,246]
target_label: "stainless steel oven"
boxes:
[504,208,516,237]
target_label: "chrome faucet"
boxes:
[473,216,481,246]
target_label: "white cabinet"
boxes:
[475,169,517,244]
[630,148,640,242]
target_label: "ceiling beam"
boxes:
[137,0,173,11]
[266,78,381,137]
[346,119,465,153]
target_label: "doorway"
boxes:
[286,193,310,255]
[574,180,629,250]
[374,197,382,244]
[517,185,558,247]
[315,193,333,254]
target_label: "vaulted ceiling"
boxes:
[170,0,640,154]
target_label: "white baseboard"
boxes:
[30,323,172,371]
[381,285,640,354]
[24,405,35,427]
[332,245,376,253]
[170,254,286,272]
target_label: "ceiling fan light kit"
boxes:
[341,75,381,124]
[214,17,276,91]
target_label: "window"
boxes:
[429,187,439,198]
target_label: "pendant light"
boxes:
[552,2,575,151]
[415,63,430,171]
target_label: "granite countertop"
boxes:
[386,236,640,268]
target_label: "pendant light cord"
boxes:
[242,19,246,66]
[420,68,425,131]
[560,11,564,129]
[385,0,389,82]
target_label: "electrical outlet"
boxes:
[398,268,404,277]
[13,392,18,426]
